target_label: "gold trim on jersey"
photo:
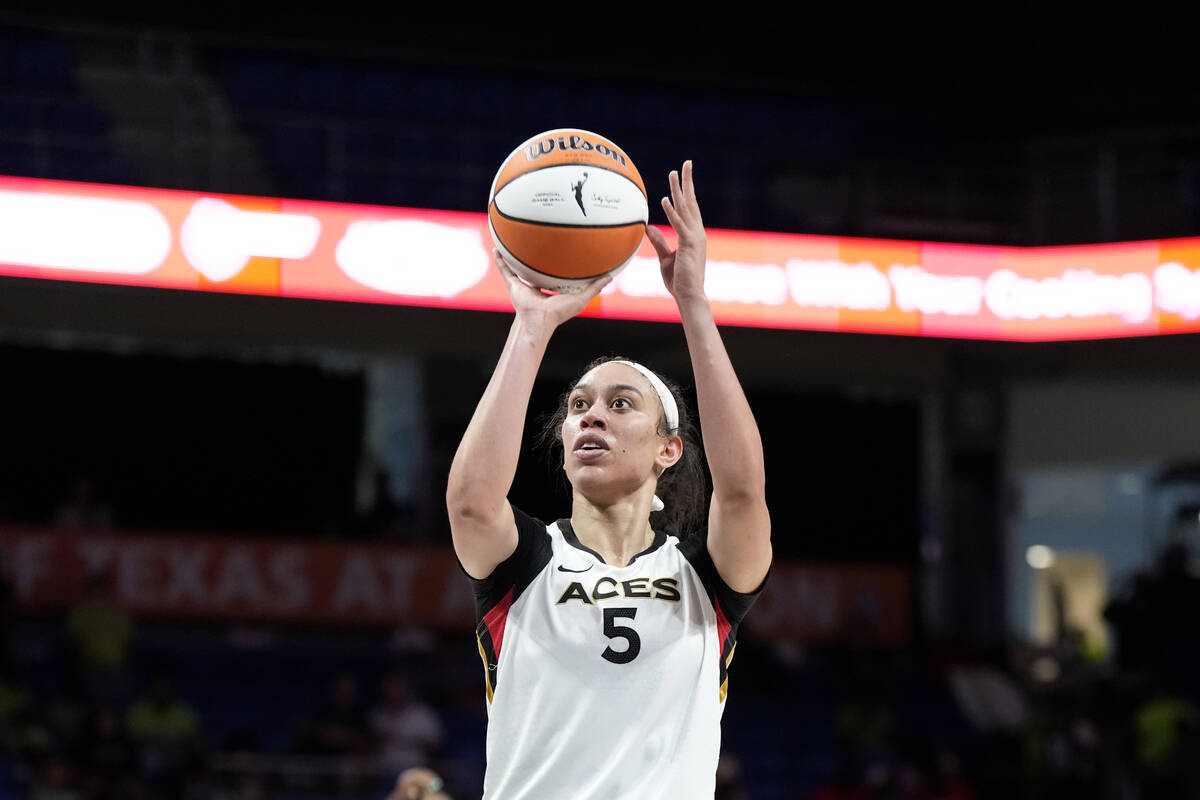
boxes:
[718,642,738,703]
[476,633,495,703]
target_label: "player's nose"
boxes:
[580,405,607,429]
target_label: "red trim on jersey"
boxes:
[714,595,731,649]
[483,587,514,657]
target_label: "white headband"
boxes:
[610,360,678,514]
[610,360,679,432]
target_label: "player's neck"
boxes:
[570,497,655,567]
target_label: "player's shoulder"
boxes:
[464,505,554,590]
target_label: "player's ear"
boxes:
[656,435,682,472]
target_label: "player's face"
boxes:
[561,362,680,503]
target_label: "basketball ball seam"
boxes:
[489,220,643,283]
[489,202,647,231]
[491,162,647,201]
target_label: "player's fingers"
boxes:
[645,225,674,260]
[494,249,523,284]
[669,165,699,226]
[679,160,701,221]
[660,195,684,230]
[682,160,697,206]
[574,274,613,304]
[494,249,543,300]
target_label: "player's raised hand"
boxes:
[493,249,610,329]
[646,160,707,303]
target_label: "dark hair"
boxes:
[537,356,708,537]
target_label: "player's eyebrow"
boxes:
[571,382,644,397]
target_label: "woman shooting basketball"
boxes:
[446,161,772,798]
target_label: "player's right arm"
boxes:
[446,251,610,579]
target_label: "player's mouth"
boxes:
[572,433,610,462]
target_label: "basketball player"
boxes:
[446,160,771,798]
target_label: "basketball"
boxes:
[488,128,648,293]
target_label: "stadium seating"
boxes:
[0,27,134,186]
[199,45,904,228]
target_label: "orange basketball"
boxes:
[488,128,648,293]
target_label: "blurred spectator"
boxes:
[386,765,449,800]
[126,669,201,792]
[0,663,43,760]
[0,661,32,737]
[79,708,136,800]
[896,738,977,800]
[370,672,444,775]
[807,755,869,800]
[834,666,897,771]
[1023,688,1105,798]
[65,571,133,708]
[294,672,373,758]
[208,764,271,800]
[207,727,271,800]
[1132,671,1200,800]
[942,646,1027,800]
[44,676,89,758]
[27,752,82,800]
[714,752,753,800]
[1105,540,1200,680]
[52,477,113,530]
[6,707,53,769]
[428,637,482,715]
[944,649,1028,737]
[1103,570,1157,673]
[290,672,374,796]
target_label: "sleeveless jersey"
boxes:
[467,506,765,799]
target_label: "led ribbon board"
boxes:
[3,175,1200,341]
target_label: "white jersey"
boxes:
[467,507,765,800]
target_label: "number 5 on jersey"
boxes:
[601,607,640,664]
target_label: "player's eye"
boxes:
[611,397,631,409]
[569,397,588,411]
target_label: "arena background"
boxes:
[1,5,1199,799]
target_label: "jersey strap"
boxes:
[464,505,553,702]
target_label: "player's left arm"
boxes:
[647,161,771,593]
